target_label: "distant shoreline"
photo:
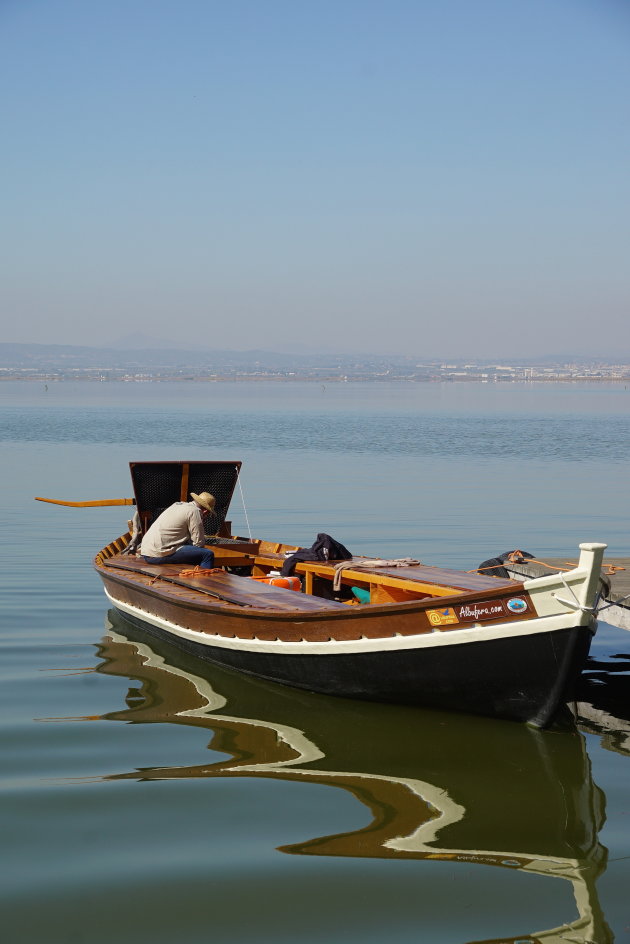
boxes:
[2,374,630,384]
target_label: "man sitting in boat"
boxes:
[140,492,217,569]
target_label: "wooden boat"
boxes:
[91,461,608,727]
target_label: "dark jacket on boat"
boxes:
[281,533,352,577]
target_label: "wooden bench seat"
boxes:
[290,558,520,598]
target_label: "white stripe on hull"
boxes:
[104,588,594,657]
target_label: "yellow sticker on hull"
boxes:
[427,607,459,626]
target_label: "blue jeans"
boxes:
[142,545,216,569]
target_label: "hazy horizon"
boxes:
[2,0,629,358]
[3,338,629,368]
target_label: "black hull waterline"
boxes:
[114,606,593,727]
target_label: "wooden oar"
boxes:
[35,497,135,507]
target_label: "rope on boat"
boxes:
[235,465,253,540]
[551,572,597,614]
[178,567,223,577]
[473,557,624,577]
[333,558,421,592]
[470,557,570,575]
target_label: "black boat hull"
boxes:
[113,605,592,727]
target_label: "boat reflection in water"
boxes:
[96,610,611,944]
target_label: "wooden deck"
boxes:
[103,557,349,611]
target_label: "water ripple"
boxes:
[2,406,630,460]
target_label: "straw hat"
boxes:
[190,491,216,512]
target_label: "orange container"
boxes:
[251,575,301,591]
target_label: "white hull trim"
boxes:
[104,588,594,657]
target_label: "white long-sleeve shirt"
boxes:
[140,501,205,558]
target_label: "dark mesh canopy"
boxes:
[130,461,242,532]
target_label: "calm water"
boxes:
[2,380,629,943]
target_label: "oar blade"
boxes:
[35,497,135,508]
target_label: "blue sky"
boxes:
[1,0,629,358]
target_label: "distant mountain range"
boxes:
[0,342,412,370]
[0,342,625,371]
